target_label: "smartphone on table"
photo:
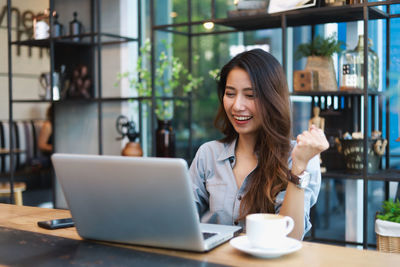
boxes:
[37,218,75,230]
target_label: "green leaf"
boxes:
[378,199,400,223]
[377,214,384,220]
[295,35,344,60]
[115,39,203,120]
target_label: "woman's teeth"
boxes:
[234,116,252,121]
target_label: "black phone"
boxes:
[37,218,75,230]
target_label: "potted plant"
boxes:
[116,39,203,157]
[375,199,400,253]
[295,35,344,91]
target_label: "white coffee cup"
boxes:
[246,213,294,249]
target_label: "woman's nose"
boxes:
[232,96,245,111]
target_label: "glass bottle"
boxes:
[156,119,175,158]
[69,12,83,41]
[340,35,379,91]
[339,46,358,90]
[52,12,64,37]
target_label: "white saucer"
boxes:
[229,236,302,258]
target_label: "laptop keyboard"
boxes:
[202,232,217,240]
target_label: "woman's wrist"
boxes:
[291,163,306,176]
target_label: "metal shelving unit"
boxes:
[6,0,142,206]
[151,0,399,249]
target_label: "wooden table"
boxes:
[0,204,399,267]
[0,148,24,155]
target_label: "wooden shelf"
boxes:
[11,33,138,48]
[322,170,362,180]
[290,90,382,96]
[322,169,400,181]
[367,169,400,181]
[12,99,54,103]
[217,6,388,31]
[12,98,95,104]
[12,96,191,104]
[11,39,91,48]
[153,5,388,36]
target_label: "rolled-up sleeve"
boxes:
[274,154,321,238]
[302,155,321,235]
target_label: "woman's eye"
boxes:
[246,94,255,98]
[225,92,235,97]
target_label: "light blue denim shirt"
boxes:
[189,139,321,237]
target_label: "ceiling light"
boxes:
[203,21,214,30]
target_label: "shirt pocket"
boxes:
[206,179,227,212]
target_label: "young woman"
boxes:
[36,105,53,169]
[38,105,53,154]
[189,49,329,240]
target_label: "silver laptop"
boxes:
[51,153,241,252]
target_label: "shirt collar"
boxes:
[217,138,237,161]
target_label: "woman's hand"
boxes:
[291,124,329,174]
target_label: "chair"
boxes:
[0,182,26,205]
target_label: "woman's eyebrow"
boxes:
[225,86,253,91]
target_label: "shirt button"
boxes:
[237,195,242,201]
[234,220,239,225]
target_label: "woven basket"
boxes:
[376,233,400,253]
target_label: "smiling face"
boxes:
[223,67,261,139]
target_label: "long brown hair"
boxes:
[214,49,292,219]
